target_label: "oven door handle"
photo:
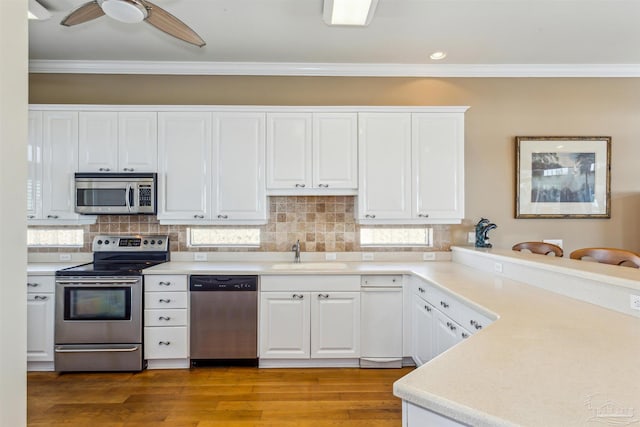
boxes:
[56,278,141,285]
[55,345,140,353]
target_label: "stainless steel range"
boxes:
[54,235,169,372]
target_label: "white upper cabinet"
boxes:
[313,113,358,190]
[358,109,466,224]
[27,111,42,220]
[118,112,158,172]
[412,113,464,220]
[41,111,83,221]
[157,112,212,221]
[266,113,313,190]
[358,113,412,220]
[267,112,358,194]
[212,112,267,222]
[78,111,157,173]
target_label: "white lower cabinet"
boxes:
[259,275,361,366]
[411,298,436,366]
[27,275,55,371]
[144,274,189,369]
[403,401,470,427]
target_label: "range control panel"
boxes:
[92,235,169,252]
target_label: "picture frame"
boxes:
[515,136,611,218]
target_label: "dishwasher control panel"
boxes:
[190,275,258,292]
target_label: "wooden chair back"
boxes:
[569,247,640,268]
[512,242,564,257]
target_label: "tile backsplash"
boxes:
[28,196,456,253]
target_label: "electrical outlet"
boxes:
[423,252,436,261]
[468,232,475,244]
[630,294,640,311]
[494,262,503,273]
[362,252,374,261]
[59,253,72,261]
[194,253,207,261]
[325,252,337,261]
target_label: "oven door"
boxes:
[55,277,142,344]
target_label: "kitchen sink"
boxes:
[271,262,348,270]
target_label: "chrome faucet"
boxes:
[291,239,301,263]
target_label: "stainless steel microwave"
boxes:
[74,173,157,215]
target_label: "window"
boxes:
[188,228,260,247]
[360,227,433,247]
[27,229,84,247]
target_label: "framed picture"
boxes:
[515,136,611,218]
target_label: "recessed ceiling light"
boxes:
[430,51,447,61]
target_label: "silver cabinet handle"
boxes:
[318,293,329,299]
[440,301,450,309]
[158,341,171,346]
[462,332,469,339]
[446,321,457,331]
[33,295,48,300]
[27,215,35,219]
[122,168,134,172]
[47,215,59,219]
[27,282,39,287]
[158,281,171,286]
[318,184,329,188]
[158,299,171,303]
[158,316,171,321]
[98,167,111,172]
[292,294,304,299]
[424,305,431,312]
[418,213,429,218]
[418,287,425,293]
[217,215,228,219]
[193,215,204,219]
[295,183,306,188]
[474,324,483,330]
[365,214,376,219]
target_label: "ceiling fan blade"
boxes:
[142,1,206,47]
[61,1,105,26]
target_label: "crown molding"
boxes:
[28,60,640,77]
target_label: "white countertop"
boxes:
[143,255,640,426]
[26,262,80,275]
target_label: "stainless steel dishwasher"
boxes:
[189,275,258,365]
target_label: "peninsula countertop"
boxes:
[143,254,640,426]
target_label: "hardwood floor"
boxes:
[28,367,413,426]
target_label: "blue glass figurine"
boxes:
[475,218,497,248]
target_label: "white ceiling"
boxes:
[28,0,640,76]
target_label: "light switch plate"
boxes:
[362,252,374,261]
[494,262,503,273]
[194,253,207,261]
[59,253,72,261]
[631,294,640,311]
[423,252,436,261]
[468,232,475,244]
[325,252,337,261]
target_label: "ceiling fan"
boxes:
[60,0,206,47]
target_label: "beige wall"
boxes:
[29,74,640,255]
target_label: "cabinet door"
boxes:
[311,292,360,358]
[27,293,54,362]
[411,296,435,366]
[157,112,212,221]
[266,113,312,189]
[358,113,412,220]
[42,111,80,220]
[118,112,157,172]
[433,309,459,357]
[412,113,464,220]
[78,112,118,172]
[27,111,43,220]
[212,113,267,221]
[312,113,358,189]
[260,292,310,359]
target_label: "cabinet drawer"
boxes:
[144,309,188,327]
[361,275,402,287]
[27,276,55,293]
[457,303,494,334]
[144,292,188,309]
[144,326,188,359]
[145,275,187,291]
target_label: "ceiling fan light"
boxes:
[101,0,148,23]
[323,0,378,26]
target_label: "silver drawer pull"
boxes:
[292,294,304,299]
[27,215,35,219]
[295,183,306,188]
[318,183,329,188]
[158,341,171,346]
[47,215,59,219]
[217,215,228,219]
[475,324,483,330]
[424,305,431,312]
[364,214,376,219]
[462,332,469,339]
[158,298,171,303]
[98,168,111,172]
[440,301,449,309]
[27,282,39,287]
[318,293,329,299]
[122,168,134,172]
[193,215,204,219]
[158,316,171,321]
[33,295,49,301]
[158,281,171,286]
[418,287,425,293]
[418,213,429,218]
